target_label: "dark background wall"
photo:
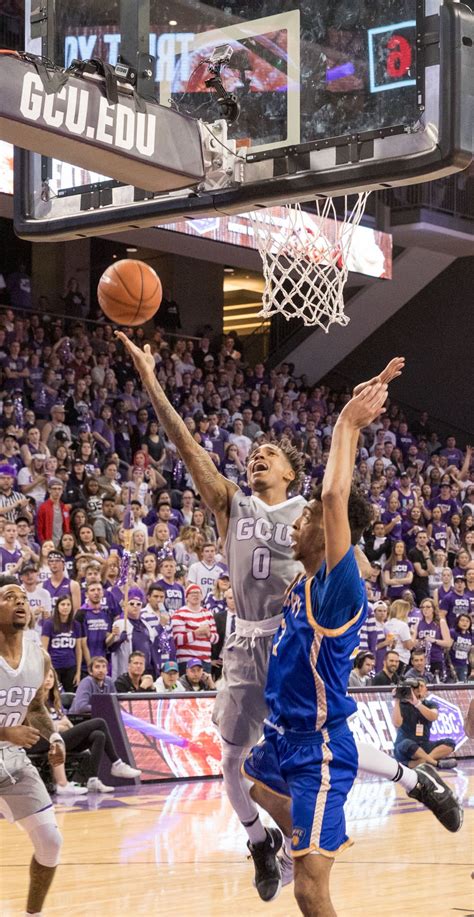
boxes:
[325,255,474,438]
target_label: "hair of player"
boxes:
[311,483,372,544]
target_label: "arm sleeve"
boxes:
[311,547,365,632]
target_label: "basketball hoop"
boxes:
[250,193,370,331]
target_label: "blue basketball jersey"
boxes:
[265,546,368,733]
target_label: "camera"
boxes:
[394,677,420,700]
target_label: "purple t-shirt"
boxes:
[396,488,416,516]
[0,546,22,574]
[430,522,448,552]
[75,607,111,658]
[43,576,71,601]
[449,628,473,667]
[42,618,81,669]
[382,510,402,541]
[417,620,444,663]
[156,579,185,614]
[440,593,471,629]
[428,496,459,524]
[383,560,414,599]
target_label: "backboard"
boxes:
[11,0,474,239]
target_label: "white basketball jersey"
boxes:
[0,634,44,752]
[225,492,306,622]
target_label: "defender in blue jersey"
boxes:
[243,378,462,916]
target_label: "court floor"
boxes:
[2,763,473,917]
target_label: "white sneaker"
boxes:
[87,777,115,794]
[56,782,88,796]
[110,759,141,780]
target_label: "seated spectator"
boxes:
[172,584,218,674]
[392,677,456,768]
[179,658,215,692]
[114,651,155,693]
[36,666,140,794]
[41,593,82,692]
[404,649,435,684]
[372,650,401,686]
[348,651,375,688]
[154,660,186,693]
[69,656,116,713]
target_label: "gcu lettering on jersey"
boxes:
[0,686,36,707]
[236,517,292,547]
[226,493,306,622]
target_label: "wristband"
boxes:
[49,732,65,745]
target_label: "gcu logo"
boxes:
[236,517,291,547]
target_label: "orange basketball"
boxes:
[97,259,162,326]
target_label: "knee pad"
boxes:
[19,807,63,868]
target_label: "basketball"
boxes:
[97,259,162,325]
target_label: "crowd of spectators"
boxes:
[0,293,471,713]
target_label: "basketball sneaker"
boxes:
[247,827,282,902]
[87,777,115,794]
[56,782,88,796]
[408,763,463,832]
[110,759,141,779]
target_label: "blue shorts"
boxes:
[243,722,358,858]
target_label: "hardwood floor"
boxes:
[2,766,473,916]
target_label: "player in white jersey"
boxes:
[118,339,452,902]
[116,334,306,870]
[0,575,64,916]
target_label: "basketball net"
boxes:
[250,193,370,331]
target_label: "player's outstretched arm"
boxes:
[322,382,389,573]
[115,332,237,529]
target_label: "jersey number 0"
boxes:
[252,546,271,580]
